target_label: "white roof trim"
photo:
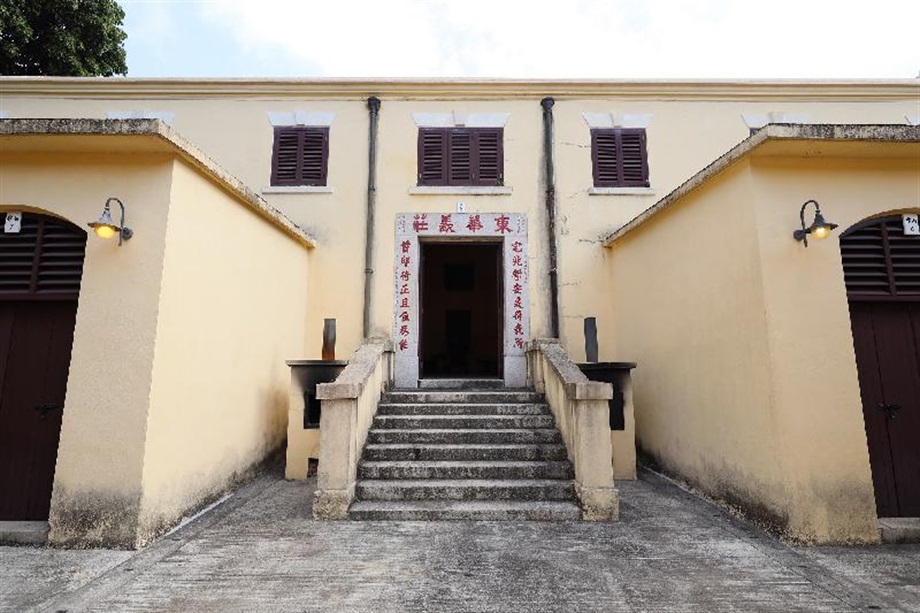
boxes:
[742,111,809,129]
[267,111,335,127]
[107,110,175,123]
[906,114,920,126]
[412,111,509,128]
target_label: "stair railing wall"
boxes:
[313,338,394,519]
[527,338,620,520]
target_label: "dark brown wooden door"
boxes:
[0,301,77,519]
[842,215,920,517]
[420,242,502,378]
[0,212,86,520]
[849,302,920,516]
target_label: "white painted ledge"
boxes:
[412,111,509,128]
[267,111,335,127]
[582,112,652,129]
[262,186,334,194]
[588,187,656,196]
[409,186,513,196]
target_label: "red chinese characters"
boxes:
[412,214,429,232]
[438,214,456,233]
[466,214,484,233]
[510,256,526,350]
[396,236,414,351]
[495,214,512,234]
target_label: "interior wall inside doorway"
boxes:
[421,242,502,377]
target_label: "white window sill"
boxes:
[409,186,513,196]
[261,186,333,195]
[588,187,656,196]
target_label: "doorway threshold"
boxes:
[0,521,49,545]
[418,378,505,390]
[878,518,920,544]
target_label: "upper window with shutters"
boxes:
[417,127,503,187]
[270,126,329,187]
[591,128,649,188]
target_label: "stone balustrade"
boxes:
[527,338,620,520]
[311,338,393,519]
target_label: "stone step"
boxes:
[362,443,570,462]
[358,460,574,480]
[348,500,582,521]
[418,379,505,390]
[377,403,551,416]
[373,414,556,430]
[384,391,543,404]
[356,479,576,502]
[367,428,563,445]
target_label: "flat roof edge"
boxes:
[1,77,918,101]
[602,123,920,247]
[0,118,317,248]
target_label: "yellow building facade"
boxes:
[1,78,918,546]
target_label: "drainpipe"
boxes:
[541,97,560,338]
[363,96,381,339]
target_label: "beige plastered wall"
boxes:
[1,144,311,547]
[0,150,173,547]
[748,151,920,542]
[138,158,310,543]
[3,85,917,365]
[607,144,920,543]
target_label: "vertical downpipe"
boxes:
[541,97,561,338]
[363,96,381,339]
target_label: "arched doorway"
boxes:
[841,214,920,517]
[0,211,87,520]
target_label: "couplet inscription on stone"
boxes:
[394,212,530,387]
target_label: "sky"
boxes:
[118,0,920,79]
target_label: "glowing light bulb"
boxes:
[94,225,117,239]
[812,225,830,240]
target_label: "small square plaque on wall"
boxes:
[903,213,919,236]
[4,212,22,234]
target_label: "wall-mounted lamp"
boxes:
[793,199,838,247]
[88,197,133,246]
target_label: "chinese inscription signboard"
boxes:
[394,212,529,387]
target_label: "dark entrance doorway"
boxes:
[420,241,502,378]
[841,215,920,517]
[0,212,86,520]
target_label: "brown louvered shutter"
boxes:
[592,128,649,188]
[473,128,502,186]
[418,127,504,186]
[841,216,920,300]
[270,126,329,186]
[0,213,87,299]
[448,129,472,185]
[620,129,648,186]
[418,128,448,185]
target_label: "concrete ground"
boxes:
[2,467,918,613]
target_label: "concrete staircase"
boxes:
[348,386,582,520]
